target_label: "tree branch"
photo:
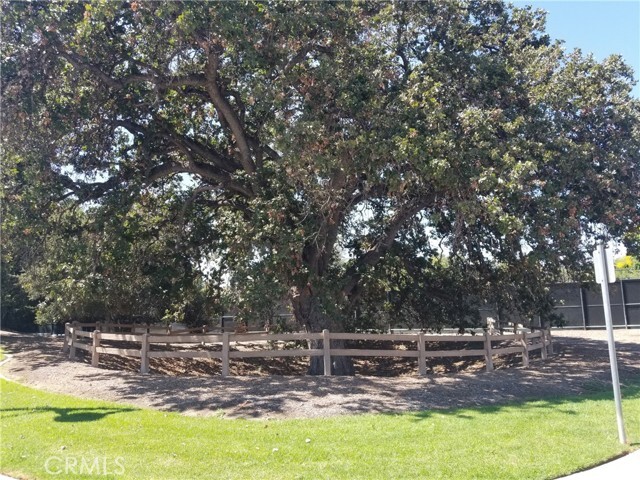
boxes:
[179,184,219,229]
[52,170,122,202]
[204,47,256,175]
[115,118,253,197]
[53,38,206,90]
[341,196,433,297]
[153,118,240,173]
[148,159,253,198]
[147,162,187,183]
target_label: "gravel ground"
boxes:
[1,329,639,420]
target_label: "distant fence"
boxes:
[549,279,640,329]
[63,322,552,376]
[475,279,640,330]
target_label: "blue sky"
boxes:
[513,0,640,97]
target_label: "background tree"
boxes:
[2,1,639,373]
[615,255,640,280]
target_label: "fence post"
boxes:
[69,327,77,360]
[540,330,548,360]
[140,333,149,374]
[322,329,332,376]
[72,320,79,337]
[63,322,71,353]
[418,332,426,376]
[520,332,529,367]
[221,332,230,377]
[484,331,494,372]
[546,328,553,355]
[91,330,101,367]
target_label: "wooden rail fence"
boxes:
[63,322,552,376]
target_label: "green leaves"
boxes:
[2,1,639,333]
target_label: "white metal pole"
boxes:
[597,243,627,444]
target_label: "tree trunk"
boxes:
[290,285,354,376]
[307,349,354,376]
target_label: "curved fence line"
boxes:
[63,322,552,376]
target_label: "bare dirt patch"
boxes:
[2,329,639,420]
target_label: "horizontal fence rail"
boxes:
[63,322,552,376]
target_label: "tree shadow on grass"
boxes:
[1,405,137,422]
[404,382,640,422]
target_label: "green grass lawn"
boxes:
[1,378,639,480]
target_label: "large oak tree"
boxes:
[3,1,639,373]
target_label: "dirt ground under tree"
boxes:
[1,329,639,420]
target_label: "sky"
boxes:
[513,0,640,97]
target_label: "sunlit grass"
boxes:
[1,378,638,479]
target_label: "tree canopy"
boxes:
[2,0,639,373]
